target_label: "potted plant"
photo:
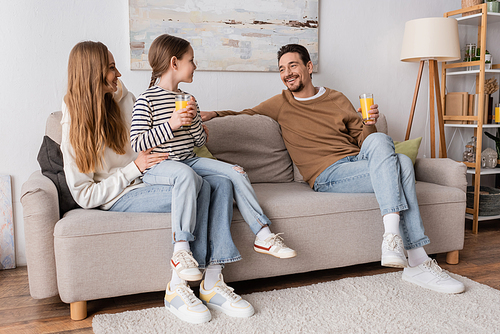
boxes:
[485,50,492,69]
[486,0,499,13]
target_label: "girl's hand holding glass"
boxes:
[169,96,197,130]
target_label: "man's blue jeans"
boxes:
[109,177,241,268]
[144,157,272,236]
[313,133,430,250]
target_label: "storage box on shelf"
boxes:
[443,4,500,233]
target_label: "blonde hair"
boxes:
[64,41,128,173]
[148,34,190,88]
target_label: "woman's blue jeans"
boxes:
[109,177,241,268]
[144,157,272,236]
[313,133,430,250]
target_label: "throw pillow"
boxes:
[394,137,422,164]
[37,135,81,217]
[194,145,216,160]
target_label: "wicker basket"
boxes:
[466,186,500,216]
[462,0,483,16]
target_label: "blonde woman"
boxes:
[61,41,242,324]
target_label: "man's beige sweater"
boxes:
[218,88,377,187]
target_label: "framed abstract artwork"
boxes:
[129,0,318,72]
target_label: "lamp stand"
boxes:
[404,59,447,158]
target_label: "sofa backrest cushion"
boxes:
[46,111,63,144]
[205,114,294,183]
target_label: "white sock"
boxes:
[383,213,401,237]
[169,270,183,291]
[407,247,430,267]
[173,241,190,253]
[256,226,272,241]
[203,265,222,290]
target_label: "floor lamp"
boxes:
[400,17,461,158]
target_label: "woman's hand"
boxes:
[169,96,197,130]
[134,148,168,173]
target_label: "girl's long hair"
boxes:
[148,34,190,88]
[64,41,128,173]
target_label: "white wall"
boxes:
[0,0,461,266]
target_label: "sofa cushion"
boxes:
[394,137,422,164]
[231,181,466,221]
[37,135,80,217]
[46,112,63,144]
[205,114,294,183]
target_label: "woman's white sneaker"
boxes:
[164,281,211,324]
[199,274,254,318]
[402,258,465,294]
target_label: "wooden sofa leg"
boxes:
[70,301,87,320]
[446,250,459,265]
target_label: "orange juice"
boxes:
[175,94,192,127]
[359,94,374,121]
[175,100,188,111]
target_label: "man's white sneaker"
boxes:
[381,233,408,268]
[402,258,465,294]
[164,281,211,324]
[254,233,297,259]
[199,274,254,318]
[170,250,203,281]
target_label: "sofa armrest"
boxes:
[414,158,467,193]
[20,171,60,299]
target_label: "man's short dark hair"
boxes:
[277,44,311,66]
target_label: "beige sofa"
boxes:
[21,111,467,320]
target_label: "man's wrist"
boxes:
[214,111,220,118]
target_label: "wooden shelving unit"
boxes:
[442,4,500,234]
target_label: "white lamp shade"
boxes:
[400,17,460,62]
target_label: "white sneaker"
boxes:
[381,233,408,268]
[199,274,254,318]
[170,250,203,281]
[165,281,211,324]
[254,233,297,259]
[402,258,465,294]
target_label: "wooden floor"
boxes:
[1,221,499,334]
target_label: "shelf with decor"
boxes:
[442,4,500,233]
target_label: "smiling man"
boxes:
[202,44,465,294]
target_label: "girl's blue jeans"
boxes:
[313,133,430,250]
[143,157,272,236]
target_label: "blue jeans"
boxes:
[146,156,272,235]
[313,133,430,250]
[109,179,241,268]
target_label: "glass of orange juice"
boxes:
[359,93,375,122]
[175,94,192,128]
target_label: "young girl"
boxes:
[131,33,297,314]
[62,41,250,324]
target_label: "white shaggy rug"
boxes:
[92,272,500,334]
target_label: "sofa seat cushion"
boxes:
[54,181,465,238]
[231,181,466,222]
